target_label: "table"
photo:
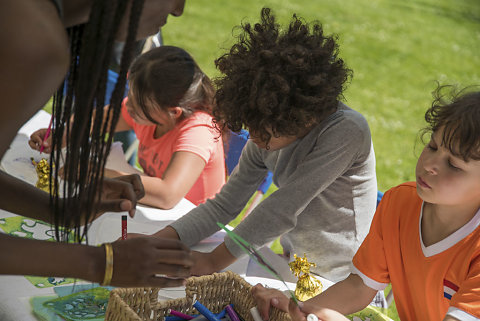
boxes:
[0,111,333,321]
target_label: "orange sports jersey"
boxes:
[352,182,480,320]
[121,99,225,205]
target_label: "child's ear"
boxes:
[169,107,183,119]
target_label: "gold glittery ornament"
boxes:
[289,253,323,301]
[31,157,54,193]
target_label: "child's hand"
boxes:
[288,300,308,321]
[29,128,52,153]
[251,283,290,319]
[109,237,193,287]
[288,300,350,321]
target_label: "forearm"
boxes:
[155,229,238,275]
[0,171,53,222]
[305,274,375,316]
[209,243,237,271]
[138,175,184,209]
[105,170,184,209]
[153,226,180,239]
[0,233,103,282]
[192,243,237,275]
[170,198,240,247]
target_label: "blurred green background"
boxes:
[162,0,480,192]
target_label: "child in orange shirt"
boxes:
[252,85,480,321]
[30,46,225,208]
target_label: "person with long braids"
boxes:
[0,0,193,288]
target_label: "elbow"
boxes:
[153,185,186,209]
[142,192,183,210]
[159,195,183,210]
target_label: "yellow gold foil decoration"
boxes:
[31,157,53,193]
[289,253,323,301]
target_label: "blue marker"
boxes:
[193,300,221,321]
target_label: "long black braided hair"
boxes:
[50,0,145,242]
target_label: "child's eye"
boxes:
[448,160,461,171]
[427,144,437,151]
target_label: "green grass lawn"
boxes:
[160,1,479,319]
[163,0,480,192]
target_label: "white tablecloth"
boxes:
[0,111,332,321]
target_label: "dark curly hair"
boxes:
[213,7,352,145]
[421,84,480,161]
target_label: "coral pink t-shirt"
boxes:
[121,99,225,205]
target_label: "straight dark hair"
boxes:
[128,45,216,124]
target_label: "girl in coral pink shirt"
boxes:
[113,46,226,208]
[31,46,225,209]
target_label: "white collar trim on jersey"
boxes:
[419,202,480,258]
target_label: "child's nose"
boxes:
[423,155,439,174]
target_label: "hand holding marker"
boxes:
[39,115,53,154]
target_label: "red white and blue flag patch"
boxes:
[443,279,459,300]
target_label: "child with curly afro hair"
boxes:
[155,7,378,286]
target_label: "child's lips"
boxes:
[417,176,431,189]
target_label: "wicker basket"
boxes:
[105,270,291,321]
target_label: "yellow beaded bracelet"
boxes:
[101,243,113,286]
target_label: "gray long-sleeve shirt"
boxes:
[170,102,377,282]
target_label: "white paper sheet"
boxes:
[105,142,143,175]
[245,246,334,291]
[0,134,40,185]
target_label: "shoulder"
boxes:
[176,112,218,135]
[385,182,418,197]
[335,102,371,133]
[181,111,214,126]
[379,182,421,215]
[303,102,372,156]
[311,102,371,140]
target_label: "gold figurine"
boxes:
[31,157,53,193]
[289,253,323,301]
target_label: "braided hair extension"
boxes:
[50,0,145,242]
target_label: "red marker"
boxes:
[122,215,127,240]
